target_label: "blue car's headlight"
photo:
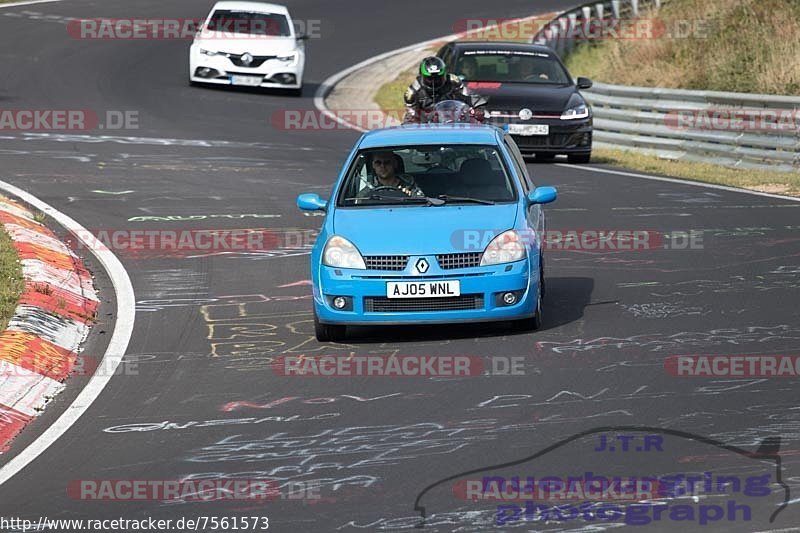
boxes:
[560,103,589,120]
[480,230,526,266]
[322,236,366,270]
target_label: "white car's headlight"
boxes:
[322,236,366,269]
[200,48,219,56]
[560,103,589,120]
[277,53,297,61]
[481,230,526,266]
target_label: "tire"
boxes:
[535,153,556,161]
[314,307,346,342]
[567,152,591,164]
[539,255,546,299]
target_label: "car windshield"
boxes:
[207,10,292,36]
[337,144,516,207]
[456,50,571,84]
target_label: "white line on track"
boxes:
[0,180,135,486]
[555,163,800,203]
[0,0,62,9]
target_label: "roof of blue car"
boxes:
[358,124,502,149]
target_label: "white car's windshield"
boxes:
[338,144,516,206]
[207,10,292,36]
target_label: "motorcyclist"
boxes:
[403,57,472,123]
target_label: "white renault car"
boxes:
[189,1,306,95]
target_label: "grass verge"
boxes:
[564,0,800,94]
[590,148,800,196]
[0,209,24,332]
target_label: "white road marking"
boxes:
[0,0,62,9]
[556,164,800,203]
[0,180,135,486]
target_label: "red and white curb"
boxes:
[0,196,98,451]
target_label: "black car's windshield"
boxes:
[456,50,571,84]
[207,10,292,36]
[337,144,516,207]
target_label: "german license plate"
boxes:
[386,280,460,299]
[230,75,263,87]
[509,124,549,136]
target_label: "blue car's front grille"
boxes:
[364,294,484,313]
[436,252,483,269]
[364,255,408,271]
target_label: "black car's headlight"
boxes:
[560,103,589,120]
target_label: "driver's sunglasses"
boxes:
[373,159,394,166]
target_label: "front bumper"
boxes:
[189,54,303,89]
[314,258,539,325]
[489,116,592,155]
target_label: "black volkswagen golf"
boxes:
[437,41,593,163]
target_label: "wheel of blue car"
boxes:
[314,307,347,342]
[531,283,543,330]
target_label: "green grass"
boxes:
[0,209,24,332]
[565,0,800,94]
[373,69,418,119]
[592,148,800,196]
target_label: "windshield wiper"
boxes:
[344,195,445,206]
[437,195,495,205]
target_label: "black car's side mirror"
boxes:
[576,77,593,90]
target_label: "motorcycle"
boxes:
[403,95,488,125]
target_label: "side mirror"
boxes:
[297,193,327,211]
[296,33,309,41]
[527,186,557,205]
[576,77,593,90]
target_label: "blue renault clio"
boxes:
[297,124,557,341]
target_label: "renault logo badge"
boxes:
[415,258,429,274]
[241,53,254,65]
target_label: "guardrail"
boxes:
[531,0,800,172]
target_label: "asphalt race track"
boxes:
[0,0,799,531]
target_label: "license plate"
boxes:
[386,281,460,299]
[509,124,549,136]
[230,75,263,87]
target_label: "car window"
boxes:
[458,50,571,84]
[207,10,292,36]
[337,144,516,206]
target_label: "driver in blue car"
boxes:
[364,151,425,198]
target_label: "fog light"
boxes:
[502,292,517,305]
[333,296,347,309]
[195,67,219,78]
